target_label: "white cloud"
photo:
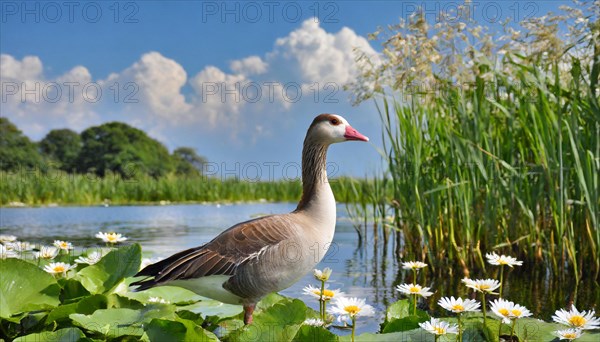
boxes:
[1,19,376,144]
[229,56,268,76]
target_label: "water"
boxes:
[1,203,598,335]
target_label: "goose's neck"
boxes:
[295,141,335,216]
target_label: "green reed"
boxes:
[0,172,366,206]
[358,56,599,280]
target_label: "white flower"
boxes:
[0,245,17,258]
[462,278,501,294]
[552,306,600,330]
[95,232,128,244]
[147,297,170,304]
[486,252,523,267]
[553,328,584,340]
[302,284,345,301]
[34,246,59,260]
[0,235,17,243]
[303,318,325,327]
[43,262,74,276]
[396,283,434,298]
[438,296,480,313]
[53,240,73,250]
[313,267,332,282]
[74,251,103,265]
[329,297,375,320]
[419,318,459,335]
[402,261,428,270]
[490,298,532,324]
[8,241,33,252]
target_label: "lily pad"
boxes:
[0,258,60,318]
[144,318,218,342]
[13,328,85,342]
[178,299,243,319]
[77,244,141,294]
[124,285,205,304]
[228,298,307,341]
[70,305,175,338]
[293,325,339,341]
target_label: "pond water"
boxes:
[1,203,598,335]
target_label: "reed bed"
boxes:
[0,172,367,206]
[346,2,600,280]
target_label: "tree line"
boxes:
[0,117,207,178]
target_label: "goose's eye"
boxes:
[330,118,339,125]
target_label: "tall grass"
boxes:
[347,2,600,279]
[0,171,367,206]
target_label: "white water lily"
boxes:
[552,306,600,330]
[419,317,459,336]
[75,251,103,265]
[313,267,332,282]
[95,232,128,244]
[0,245,17,258]
[43,262,74,276]
[8,241,34,252]
[302,284,345,301]
[462,278,501,294]
[147,297,170,304]
[303,318,326,327]
[438,296,480,313]
[0,235,17,243]
[486,252,523,267]
[329,297,375,320]
[490,298,532,324]
[402,261,428,270]
[34,246,59,260]
[53,240,73,251]
[553,328,584,340]
[396,283,434,298]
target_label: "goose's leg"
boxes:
[243,303,255,325]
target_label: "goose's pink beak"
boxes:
[344,125,369,142]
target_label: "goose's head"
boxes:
[307,114,369,145]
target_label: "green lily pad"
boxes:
[293,325,339,341]
[178,299,243,319]
[124,285,205,304]
[385,299,411,321]
[144,318,218,342]
[77,244,141,294]
[228,298,307,341]
[0,258,60,318]
[70,305,175,338]
[382,314,430,333]
[13,328,85,342]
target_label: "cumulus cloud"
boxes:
[229,56,268,76]
[1,19,376,143]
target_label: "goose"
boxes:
[131,114,369,324]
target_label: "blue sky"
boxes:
[1,1,565,178]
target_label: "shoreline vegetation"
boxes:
[0,174,371,207]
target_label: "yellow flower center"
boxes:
[54,265,65,272]
[498,308,510,317]
[511,309,522,317]
[478,284,490,290]
[568,315,586,327]
[60,242,68,248]
[107,234,118,242]
[344,305,361,316]
[452,304,465,312]
[498,260,508,265]
[563,333,577,339]
[434,327,446,335]
[409,286,420,293]
[322,289,335,298]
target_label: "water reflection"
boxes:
[1,203,598,334]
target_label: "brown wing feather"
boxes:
[131,215,291,290]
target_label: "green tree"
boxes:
[0,118,43,171]
[77,122,174,178]
[172,147,207,176]
[39,129,81,172]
